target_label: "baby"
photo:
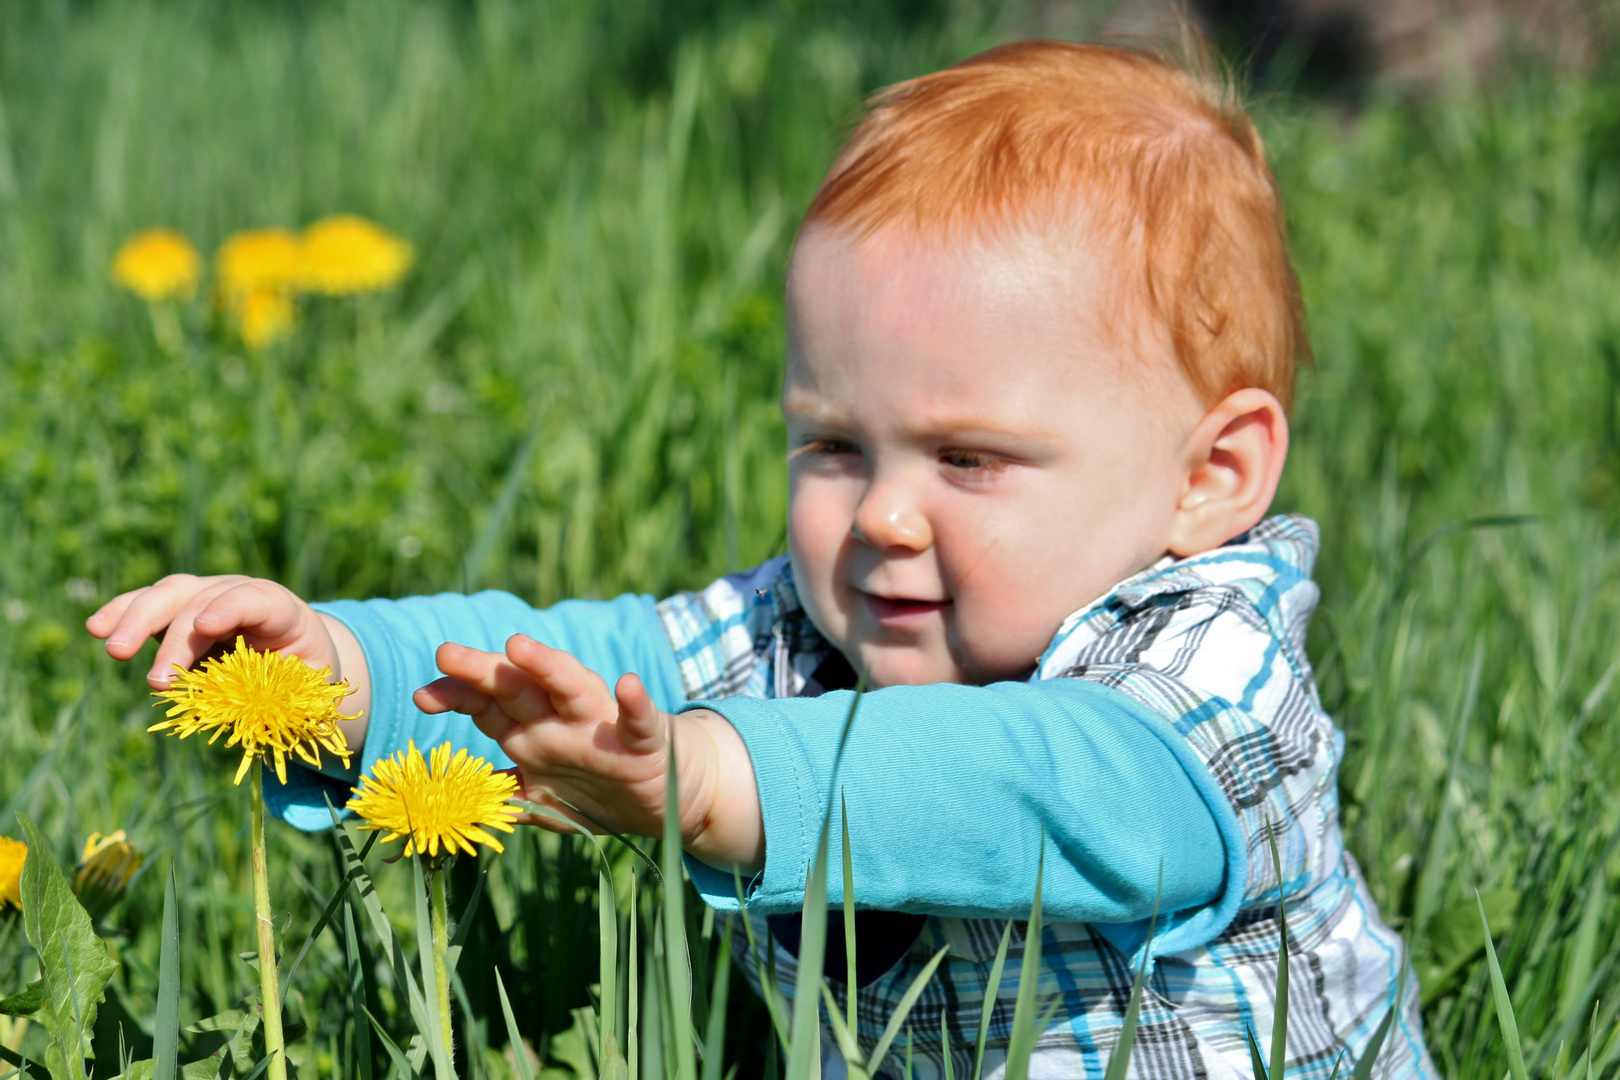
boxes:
[90,41,1433,1080]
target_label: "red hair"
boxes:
[802,41,1308,410]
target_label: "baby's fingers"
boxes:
[413,673,538,746]
[86,587,145,640]
[90,574,217,658]
[503,635,615,722]
[413,677,503,728]
[190,580,306,644]
[430,642,560,726]
[614,674,665,755]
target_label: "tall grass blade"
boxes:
[153,862,180,1080]
[600,864,620,1067]
[865,947,949,1077]
[841,793,857,1038]
[662,726,697,1080]
[942,1011,955,1080]
[972,922,1013,1080]
[344,900,374,1080]
[495,971,535,1080]
[238,1050,281,1080]
[364,1006,420,1080]
[1267,829,1291,1080]
[785,674,866,1080]
[1349,960,1406,1080]
[818,982,866,1074]
[733,869,790,1048]
[1003,830,1047,1080]
[281,831,376,1010]
[325,801,414,997]
[630,868,641,1080]
[1102,868,1163,1080]
[700,917,733,1080]
[1479,890,1530,1080]
[784,856,830,1080]
[1245,1025,1269,1080]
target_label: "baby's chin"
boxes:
[849,640,974,688]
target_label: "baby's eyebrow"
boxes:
[785,397,1057,451]
[780,391,845,426]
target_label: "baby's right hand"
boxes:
[87,574,342,690]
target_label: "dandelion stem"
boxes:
[148,300,183,356]
[429,861,455,1069]
[250,760,288,1080]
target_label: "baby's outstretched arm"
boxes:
[416,634,764,871]
[86,574,373,752]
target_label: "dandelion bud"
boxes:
[0,837,24,912]
[73,831,144,920]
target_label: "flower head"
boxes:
[347,741,519,858]
[150,637,356,785]
[299,215,414,295]
[232,287,298,350]
[74,831,144,919]
[0,836,24,911]
[216,228,302,298]
[112,229,202,302]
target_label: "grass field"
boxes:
[3,1,1620,1077]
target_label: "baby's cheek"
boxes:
[954,552,1075,674]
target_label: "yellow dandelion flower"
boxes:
[231,287,298,350]
[216,227,302,298]
[150,636,356,786]
[298,215,414,295]
[347,740,519,858]
[112,229,202,302]
[0,836,24,911]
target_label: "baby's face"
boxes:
[784,223,1207,688]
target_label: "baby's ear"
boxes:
[1166,388,1289,557]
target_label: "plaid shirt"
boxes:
[656,516,1434,1080]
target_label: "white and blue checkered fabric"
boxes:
[656,516,1434,1080]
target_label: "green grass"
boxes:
[3,0,1620,1077]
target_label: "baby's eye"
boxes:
[938,449,1007,473]
[796,438,860,458]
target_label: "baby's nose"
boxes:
[851,484,931,551]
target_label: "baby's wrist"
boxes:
[673,708,764,874]
[319,612,371,755]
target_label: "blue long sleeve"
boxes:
[264,589,1240,950]
[262,591,686,830]
[684,679,1244,955]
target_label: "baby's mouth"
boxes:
[860,592,952,624]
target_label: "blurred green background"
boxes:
[5,0,1620,1077]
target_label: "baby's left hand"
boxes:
[415,635,762,870]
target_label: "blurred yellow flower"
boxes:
[151,636,356,785]
[347,740,519,858]
[0,836,24,911]
[112,229,202,302]
[74,831,144,919]
[299,215,414,295]
[216,228,301,298]
[233,288,298,350]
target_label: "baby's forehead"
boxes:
[787,219,1181,389]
